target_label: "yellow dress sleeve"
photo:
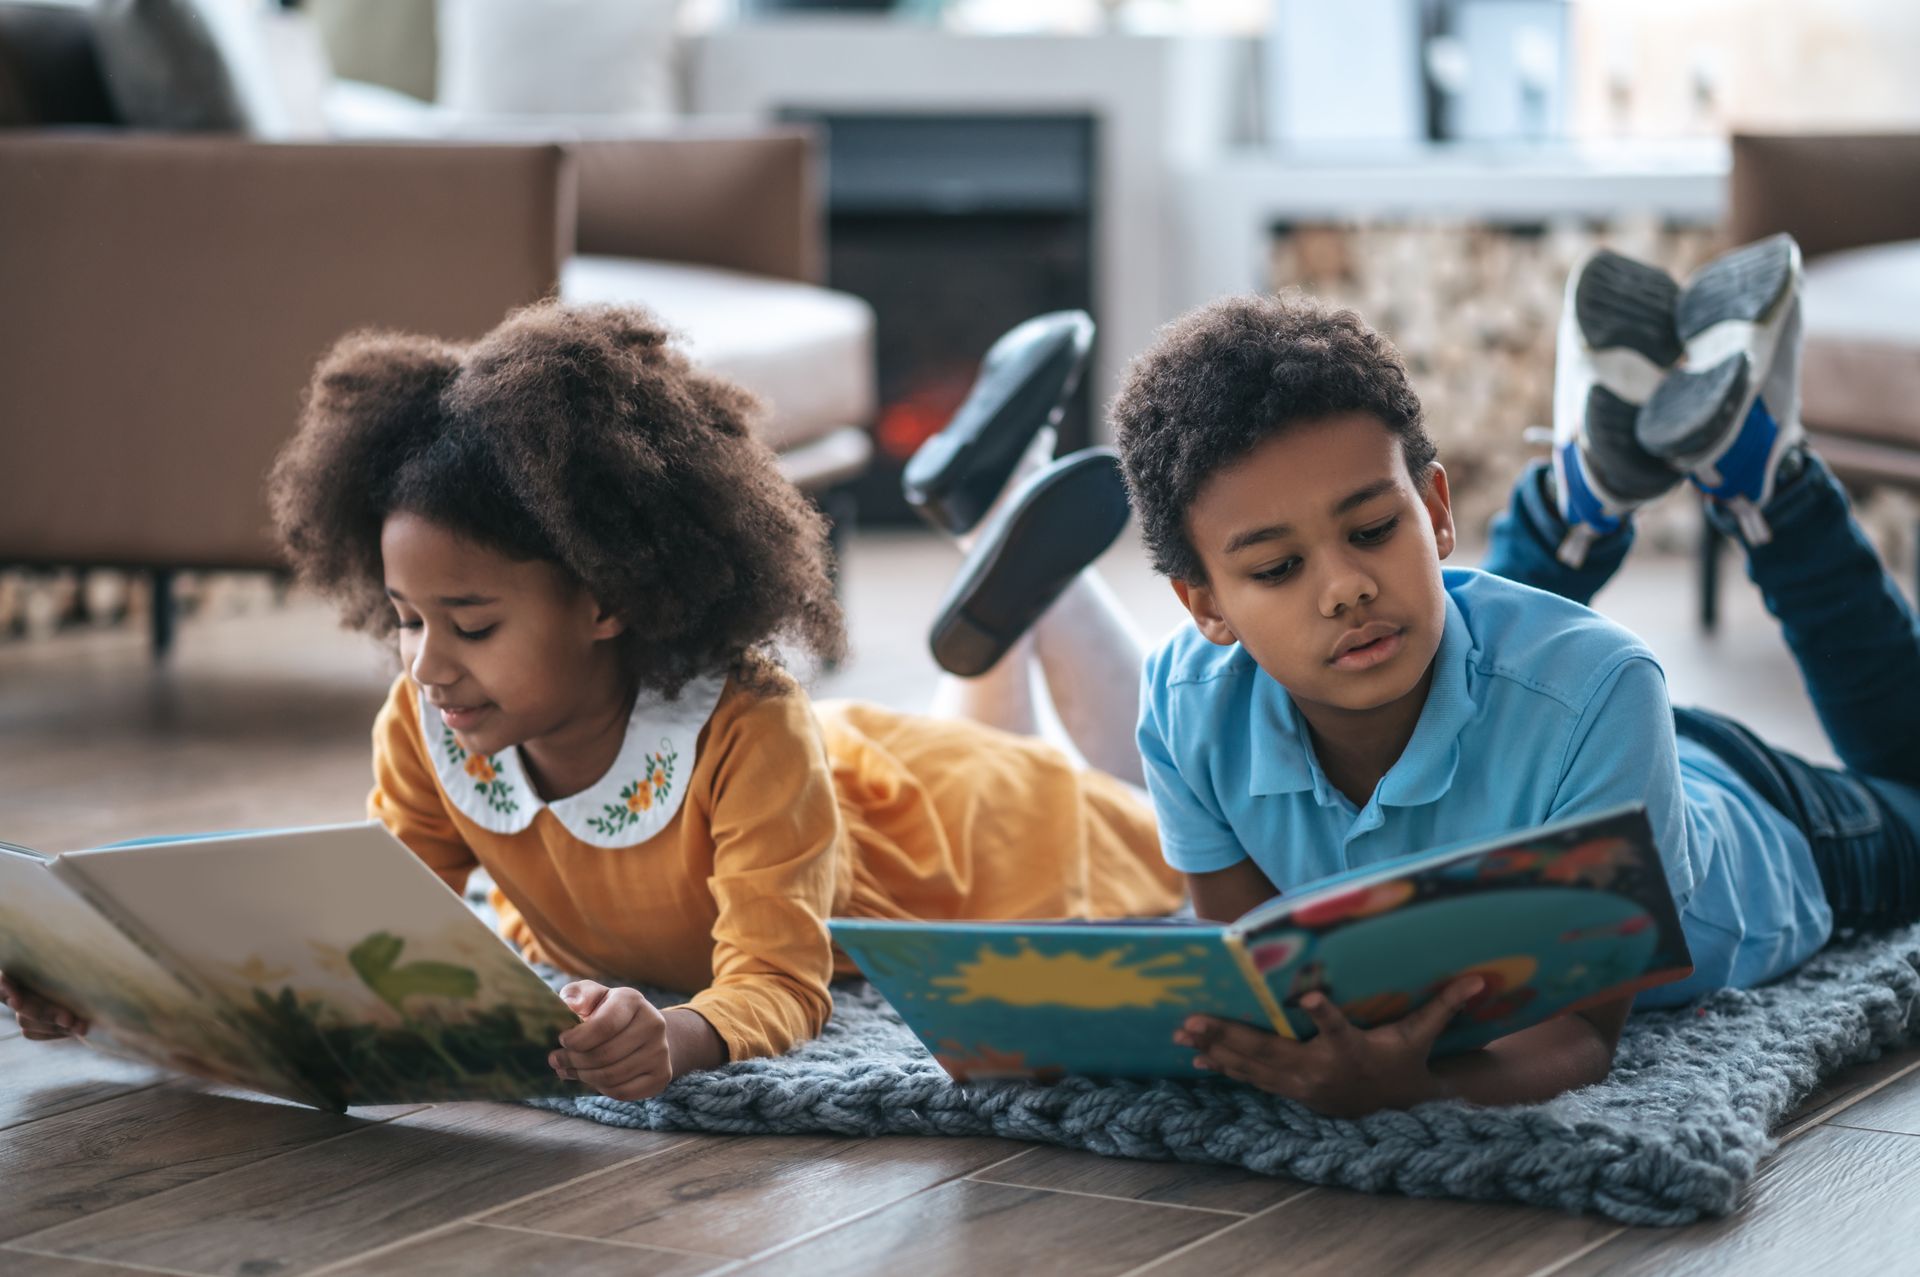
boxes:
[366,676,480,895]
[682,686,844,1062]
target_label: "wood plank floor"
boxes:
[4,527,1917,1275]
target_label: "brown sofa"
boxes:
[0,3,874,653]
[1698,133,1920,625]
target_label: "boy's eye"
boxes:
[1252,558,1299,584]
[454,623,497,641]
[1353,516,1400,545]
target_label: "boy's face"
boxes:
[1173,412,1456,724]
[381,512,626,759]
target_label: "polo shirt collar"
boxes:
[1245,591,1478,809]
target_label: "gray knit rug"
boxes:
[527,925,1920,1226]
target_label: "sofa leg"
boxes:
[150,568,176,660]
[1698,505,1722,634]
[818,484,858,598]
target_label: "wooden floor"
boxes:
[4,525,1919,1276]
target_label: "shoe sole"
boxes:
[1575,249,1683,369]
[1675,233,1798,346]
[1583,385,1681,502]
[928,450,1130,677]
[1638,356,1751,461]
[1640,235,1798,464]
[1552,250,1684,513]
[902,311,1095,536]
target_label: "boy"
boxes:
[1110,237,1920,1116]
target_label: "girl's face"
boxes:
[381,513,627,759]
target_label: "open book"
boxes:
[831,804,1692,1083]
[0,823,583,1110]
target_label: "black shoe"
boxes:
[902,310,1095,536]
[928,449,1130,676]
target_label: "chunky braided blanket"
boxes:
[530,925,1920,1225]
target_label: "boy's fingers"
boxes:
[1204,1019,1300,1064]
[1406,976,1485,1047]
[1300,993,1360,1046]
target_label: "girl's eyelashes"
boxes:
[391,616,495,641]
[1252,558,1299,584]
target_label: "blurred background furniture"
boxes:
[1698,132,1920,628]
[0,0,874,656]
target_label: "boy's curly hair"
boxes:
[1111,293,1435,583]
[269,300,846,697]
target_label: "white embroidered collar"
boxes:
[420,674,727,847]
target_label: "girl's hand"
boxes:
[1,973,90,1041]
[549,980,672,1102]
[1173,975,1484,1118]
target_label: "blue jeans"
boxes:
[1484,452,1920,929]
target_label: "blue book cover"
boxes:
[830,804,1691,1082]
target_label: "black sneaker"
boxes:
[902,310,1095,536]
[928,449,1130,676]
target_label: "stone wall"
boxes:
[1264,217,1917,574]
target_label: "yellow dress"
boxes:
[367,671,1182,1062]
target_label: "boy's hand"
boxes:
[1,973,89,1041]
[549,980,672,1102]
[1175,975,1484,1118]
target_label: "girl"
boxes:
[3,302,1180,1102]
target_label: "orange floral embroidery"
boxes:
[441,728,517,815]
[588,739,679,837]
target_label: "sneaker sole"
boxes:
[1638,354,1752,461]
[902,311,1095,536]
[1583,384,1682,502]
[928,450,1130,677]
[1642,234,1799,468]
[1675,233,1798,346]
[1575,249,1684,369]
[1552,251,1685,515]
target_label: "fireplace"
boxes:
[783,112,1098,525]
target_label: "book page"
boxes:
[0,846,321,1104]
[1227,806,1692,1054]
[59,823,581,1106]
[832,918,1267,1081]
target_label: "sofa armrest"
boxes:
[1731,133,1920,261]
[570,126,822,283]
[0,135,574,569]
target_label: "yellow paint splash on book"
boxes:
[931,942,1204,1010]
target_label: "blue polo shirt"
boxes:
[1138,567,1832,1007]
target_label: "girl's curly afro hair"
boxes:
[268,300,846,696]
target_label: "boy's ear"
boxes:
[1422,462,1457,560]
[1171,577,1239,647]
